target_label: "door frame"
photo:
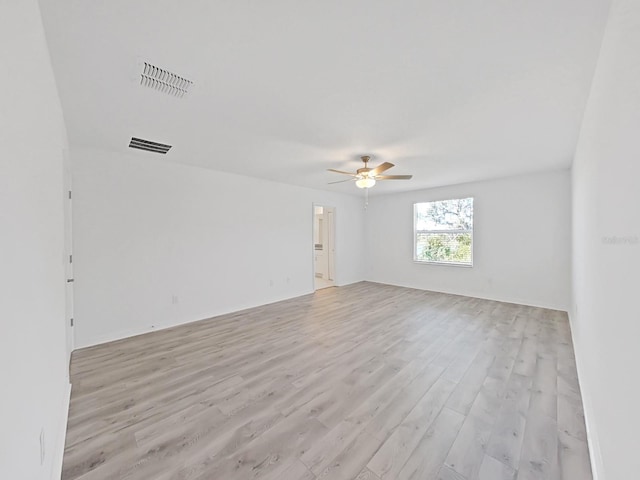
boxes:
[63,148,74,364]
[312,203,336,290]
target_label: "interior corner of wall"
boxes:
[567,309,604,480]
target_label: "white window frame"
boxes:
[413,198,474,267]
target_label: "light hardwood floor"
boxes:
[62,282,592,480]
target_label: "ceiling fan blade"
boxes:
[376,174,413,180]
[327,168,357,176]
[328,178,356,184]
[369,162,394,176]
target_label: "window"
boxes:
[414,197,473,266]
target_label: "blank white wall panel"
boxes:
[571,0,640,477]
[71,147,366,348]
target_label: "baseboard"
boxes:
[334,278,365,288]
[51,382,71,480]
[75,287,321,350]
[364,279,568,312]
[567,311,603,480]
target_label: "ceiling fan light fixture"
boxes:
[355,176,376,189]
[327,155,412,189]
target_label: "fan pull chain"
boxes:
[364,188,369,209]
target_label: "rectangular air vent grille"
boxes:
[129,137,172,154]
[140,62,193,98]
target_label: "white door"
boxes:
[326,207,335,281]
[63,150,74,363]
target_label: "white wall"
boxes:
[71,147,366,348]
[366,170,571,310]
[0,1,70,479]
[571,0,640,478]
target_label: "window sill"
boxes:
[413,260,473,268]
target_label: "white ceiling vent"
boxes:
[139,62,193,98]
[129,137,172,154]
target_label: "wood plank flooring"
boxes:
[62,282,592,480]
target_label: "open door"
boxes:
[313,205,336,290]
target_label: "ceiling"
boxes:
[40,0,610,195]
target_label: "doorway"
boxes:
[313,205,336,290]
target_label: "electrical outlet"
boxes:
[39,429,45,465]
[172,295,179,304]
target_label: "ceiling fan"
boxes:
[328,155,413,188]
